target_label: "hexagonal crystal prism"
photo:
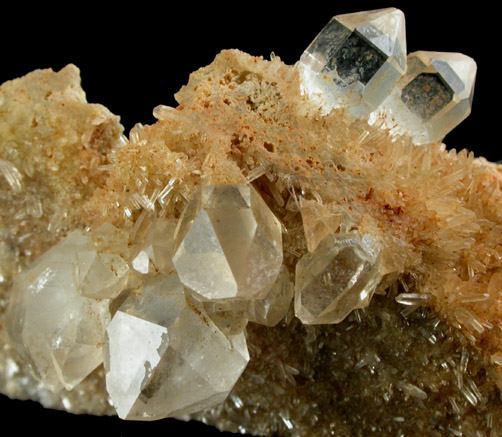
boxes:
[295,233,381,324]
[104,273,249,420]
[6,230,122,392]
[378,51,477,145]
[172,184,283,301]
[299,7,406,116]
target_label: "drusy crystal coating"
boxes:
[172,184,283,301]
[299,7,406,116]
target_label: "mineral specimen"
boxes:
[1,6,501,437]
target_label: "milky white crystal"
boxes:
[5,230,126,392]
[378,51,477,145]
[104,273,250,420]
[299,7,406,116]
[173,184,282,301]
[295,233,381,324]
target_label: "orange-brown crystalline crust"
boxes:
[86,49,502,385]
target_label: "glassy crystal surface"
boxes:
[247,266,293,327]
[378,51,477,145]
[299,7,406,116]
[104,273,249,420]
[6,231,116,392]
[173,184,283,300]
[295,232,381,324]
[131,218,176,275]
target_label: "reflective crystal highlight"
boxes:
[378,51,477,145]
[104,273,249,420]
[299,7,406,116]
[295,233,381,324]
[173,184,283,300]
[6,230,119,392]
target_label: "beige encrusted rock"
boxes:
[1,48,502,435]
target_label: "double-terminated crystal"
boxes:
[378,51,477,145]
[299,8,476,145]
[295,232,381,324]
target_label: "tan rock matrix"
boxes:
[1,33,501,437]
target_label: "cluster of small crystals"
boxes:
[299,8,477,145]
[0,8,501,437]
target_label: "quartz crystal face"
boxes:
[104,273,250,420]
[378,51,477,145]
[299,7,406,116]
[6,230,122,392]
[130,218,176,275]
[295,233,381,324]
[247,266,293,327]
[172,184,283,301]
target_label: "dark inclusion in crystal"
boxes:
[401,73,454,121]
[327,31,388,86]
[312,20,389,87]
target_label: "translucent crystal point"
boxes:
[173,184,283,301]
[378,51,477,145]
[131,218,176,275]
[104,273,249,420]
[295,233,381,324]
[6,230,118,392]
[247,266,294,327]
[299,7,406,116]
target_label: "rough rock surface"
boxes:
[1,50,502,435]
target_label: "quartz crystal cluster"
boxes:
[1,7,502,437]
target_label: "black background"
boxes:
[0,2,495,435]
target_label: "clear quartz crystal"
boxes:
[299,7,406,116]
[247,266,294,327]
[104,273,249,420]
[295,232,381,324]
[172,184,283,301]
[5,230,124,392]
[377,51,477,145]
[130,218,176,275]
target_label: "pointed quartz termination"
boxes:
[172,184,283,301]
[104,273,249,420]
[6,229,128,392]
[295,232,382,324]
[130,218,176,275]
[377,51,477,145]
[299,8,406,116]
